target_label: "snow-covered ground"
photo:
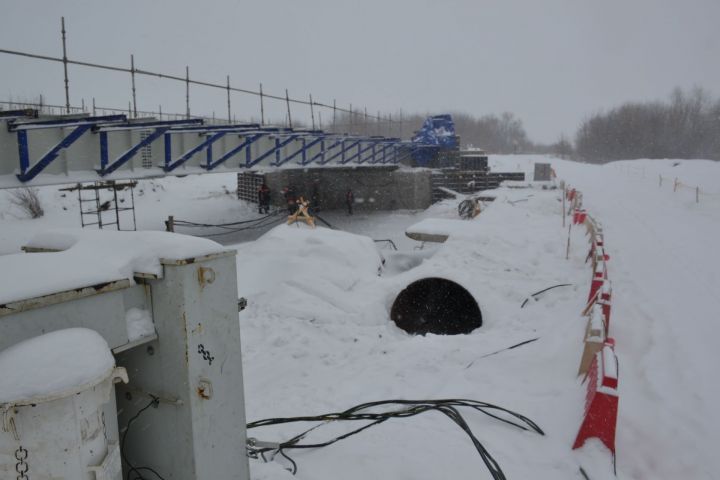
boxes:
[550,156,720,479]
[1,155,718,479]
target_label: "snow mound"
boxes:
[0,228,226,305]
[0,328,115,404]
[235,224,385,326]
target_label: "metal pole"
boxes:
[332,99,337,130]
[318,111,322,130]
[377,110,380,136]
[158,104,162,120]
[259,83,265,125]
[226,75,231,122]
[399,109,403,139]
[185,66,190,119]
[364,107,368,135]
[349,104,353,133]
[113,184,120,230]
[565,223,571,260]
[309,94,316,130]
[61,17,70,113]
[130,54,137,118]
[285,89,292,128]
[92,97,96,116]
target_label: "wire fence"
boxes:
[658,174,720,202]
[0,17,410,138]
[612,163,720,203]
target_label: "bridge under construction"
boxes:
[0,109,416,189]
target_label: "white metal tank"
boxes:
[0,328,127,480]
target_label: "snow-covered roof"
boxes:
[0,228,228,305]
[0,328,115,404]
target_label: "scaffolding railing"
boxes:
[0,17,409,138]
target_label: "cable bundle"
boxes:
[173,211,285,237]
[247,398,544,480]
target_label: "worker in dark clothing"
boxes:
[310,181,320,215]
[257,183,271,214]
[346,189,354,215]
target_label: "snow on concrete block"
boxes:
[574,340,619,460]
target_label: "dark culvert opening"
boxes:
[390,277,482,335]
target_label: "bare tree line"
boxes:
[327,110,532,154]
[574,87,720,163]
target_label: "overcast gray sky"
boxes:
[1,0,719,143]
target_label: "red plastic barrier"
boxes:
[588,260,607,302]
[599,280,612,333]
[573,209,587,225]
[588,235,610,264]
[573,342,619,457]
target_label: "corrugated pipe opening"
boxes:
[390,277,482,335]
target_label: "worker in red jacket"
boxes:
[346,189,354,215]
[257,183,271,214]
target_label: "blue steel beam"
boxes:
[163,132,227,172]
[341,141,378,164]
[309,137,345,165]
[251,135,299,168]
[275,136,325,166]
[16,124,93,182]
[368,140,402,164]
[98,127,170,176]
[357,141,388,165]
[9,114,126,131]
[95,118,203,132]
[206,134,264,170]
[164,123,262,134]
[320,139,361,165]
[369,143,390,164]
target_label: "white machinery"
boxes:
[0,328,128,480]
[0,231,249,480]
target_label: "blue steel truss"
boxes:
[276,136,325,167]
[341,140,378,164]
[14,114,127,182]
[260,135,300,168]
[5,113,409,185]
[319,139,361,165]
[206,134,263,170]
[98,119,203,175]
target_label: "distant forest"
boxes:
[329,110,533,154]
[326,87,720,162]
[574,88,720,163]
